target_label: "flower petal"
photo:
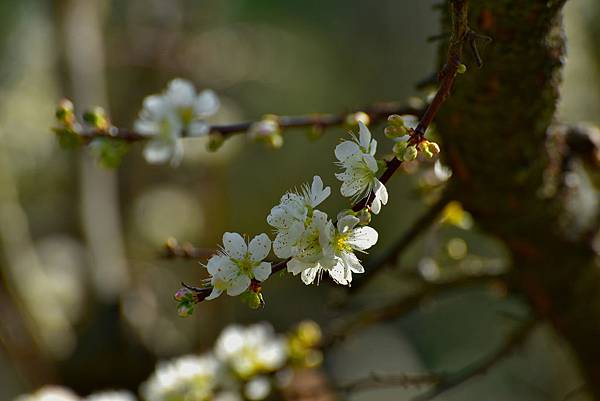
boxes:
[309,176,331,207]
[227,274,251,296]
[358,122,372,150]
[301,267,319,285]
[287,258,311,275]
[206,254,236,276]
[166,78,196,108]
[187,121,209,137]
[249,233,271,262]
[335,141,360,162]
[205,287,223,300]
[347,226,378,251]
[327,262,348,285]
[195,89,220,117]
[143,139,173,164]
[223,232,247,259]
[252,262,272,282]
[337,215,360,234]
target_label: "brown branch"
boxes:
[339,372,440,394]
[77,101,423,143]
[323,272,507,348]
[413,319,537,401]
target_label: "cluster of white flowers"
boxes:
[14,387,135,401]
[134,78,219,166]
[15,322,317,401]
[200,122,388,299]
[141,323,288,401]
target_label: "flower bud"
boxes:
[356,208,371,225]
[387,114,405,127]
[384,125,407,138]
[174,287,193,302]
[296,320,322,346]
[83,106,109,130]
[402,145,418,161]
[393,140,408,155]
[457,63,467,74]
[206,132,225,152]
[177,302,194,318]
[56,99,75,125]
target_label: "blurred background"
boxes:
[0,0,599,400]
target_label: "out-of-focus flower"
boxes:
[244,377,271,400]
[215,323,287,379]
[134,78,219,166]
[83,391,136,401]
[14,386,80,401]
[140,354,220,401]
[205,233,272,300]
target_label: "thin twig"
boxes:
[79,101,423,143]
[413,319,537,401]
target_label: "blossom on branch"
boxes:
[335,121,388,214]
[134,78,219,165]
[205,233,272,300]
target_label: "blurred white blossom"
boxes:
[134,78,219,166]
[84,391,136,401]
[140,354,220,401]
[215,323,287,378]
[14,386,80,401]
[205,233,272,300]
[335,122,388,214]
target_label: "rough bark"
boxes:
[438,0,600,396]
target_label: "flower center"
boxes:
[335,233,353,253]
[235,256,255,276]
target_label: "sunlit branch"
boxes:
[78,101,423,143]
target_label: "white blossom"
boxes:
[205,233,272,300]
[335,121,388,214]
[301,214,378,285]
[140,354,220,401]
[267,175,330,259]
[215,323,287,378]
[244,377,271,400]
[84,391,136,401]
[134,78,219,166]
[14,387,80,401]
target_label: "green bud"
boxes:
[356,208,371,225]
[457,63,467,74]
[393,141,408,158]
[53,128,82,150]
[266,133,284,149]
[83,106,109,130]
[387,114,405,127]
[241,290,264,310]
[428,141,441,155]
[402,145,418,161]
[56,99,75,125]
[384,125,407,139]
[177,302,194,318]
[206,133,225,152]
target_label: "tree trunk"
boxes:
[437,0,600,396]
